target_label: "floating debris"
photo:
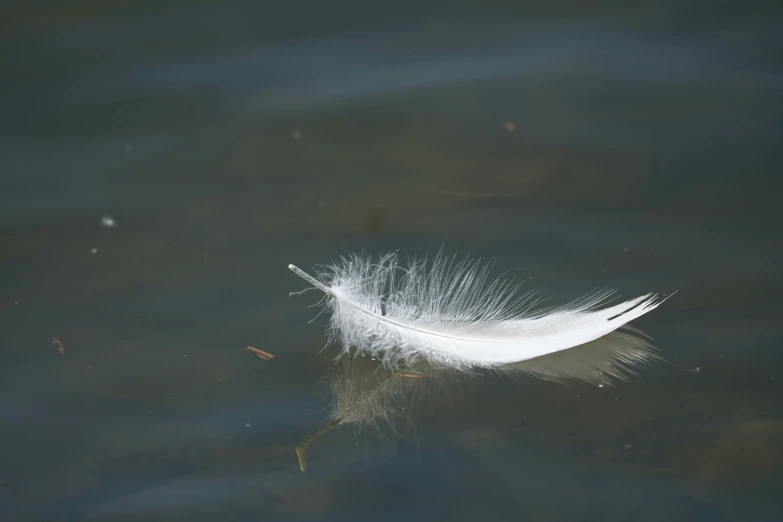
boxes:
[100,215,116,228]
[246,346,277,360]
[52,338,65,355]
[291,129,303,141]
[504,121,516,132]
[624,443,634,450]
[90,248,98,254]
[394,372,425,379]
[685,367,701,373]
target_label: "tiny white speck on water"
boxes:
[100,215,116,228]
[598,384,604,388]
[623,247,628,252]
[245,423,251,428]
[90,248,98,254]
[291,129,303,141]
[184,354,187,357]
[624,444,634,450]
[14,301,19,305]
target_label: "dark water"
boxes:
[2,1,782,520]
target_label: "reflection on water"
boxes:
[295,354,424,471]
[297,328,660,471]
[506,328,661,385]
[1,0,782,520]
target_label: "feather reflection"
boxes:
[297,328,659,470]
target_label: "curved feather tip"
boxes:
[289,252,670,371]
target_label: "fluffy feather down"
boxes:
[290,251,668,371]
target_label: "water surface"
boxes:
[1,2,782,521]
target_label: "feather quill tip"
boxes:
[289,264,332,295]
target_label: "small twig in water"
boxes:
[246,346,277,360]
[52,338,65,355]
[394,372,425,379]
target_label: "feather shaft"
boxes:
[295,418,342,472]
[289,264,333,295]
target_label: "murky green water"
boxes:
[1,2,782,520]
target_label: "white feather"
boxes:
[289,251,669,371]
